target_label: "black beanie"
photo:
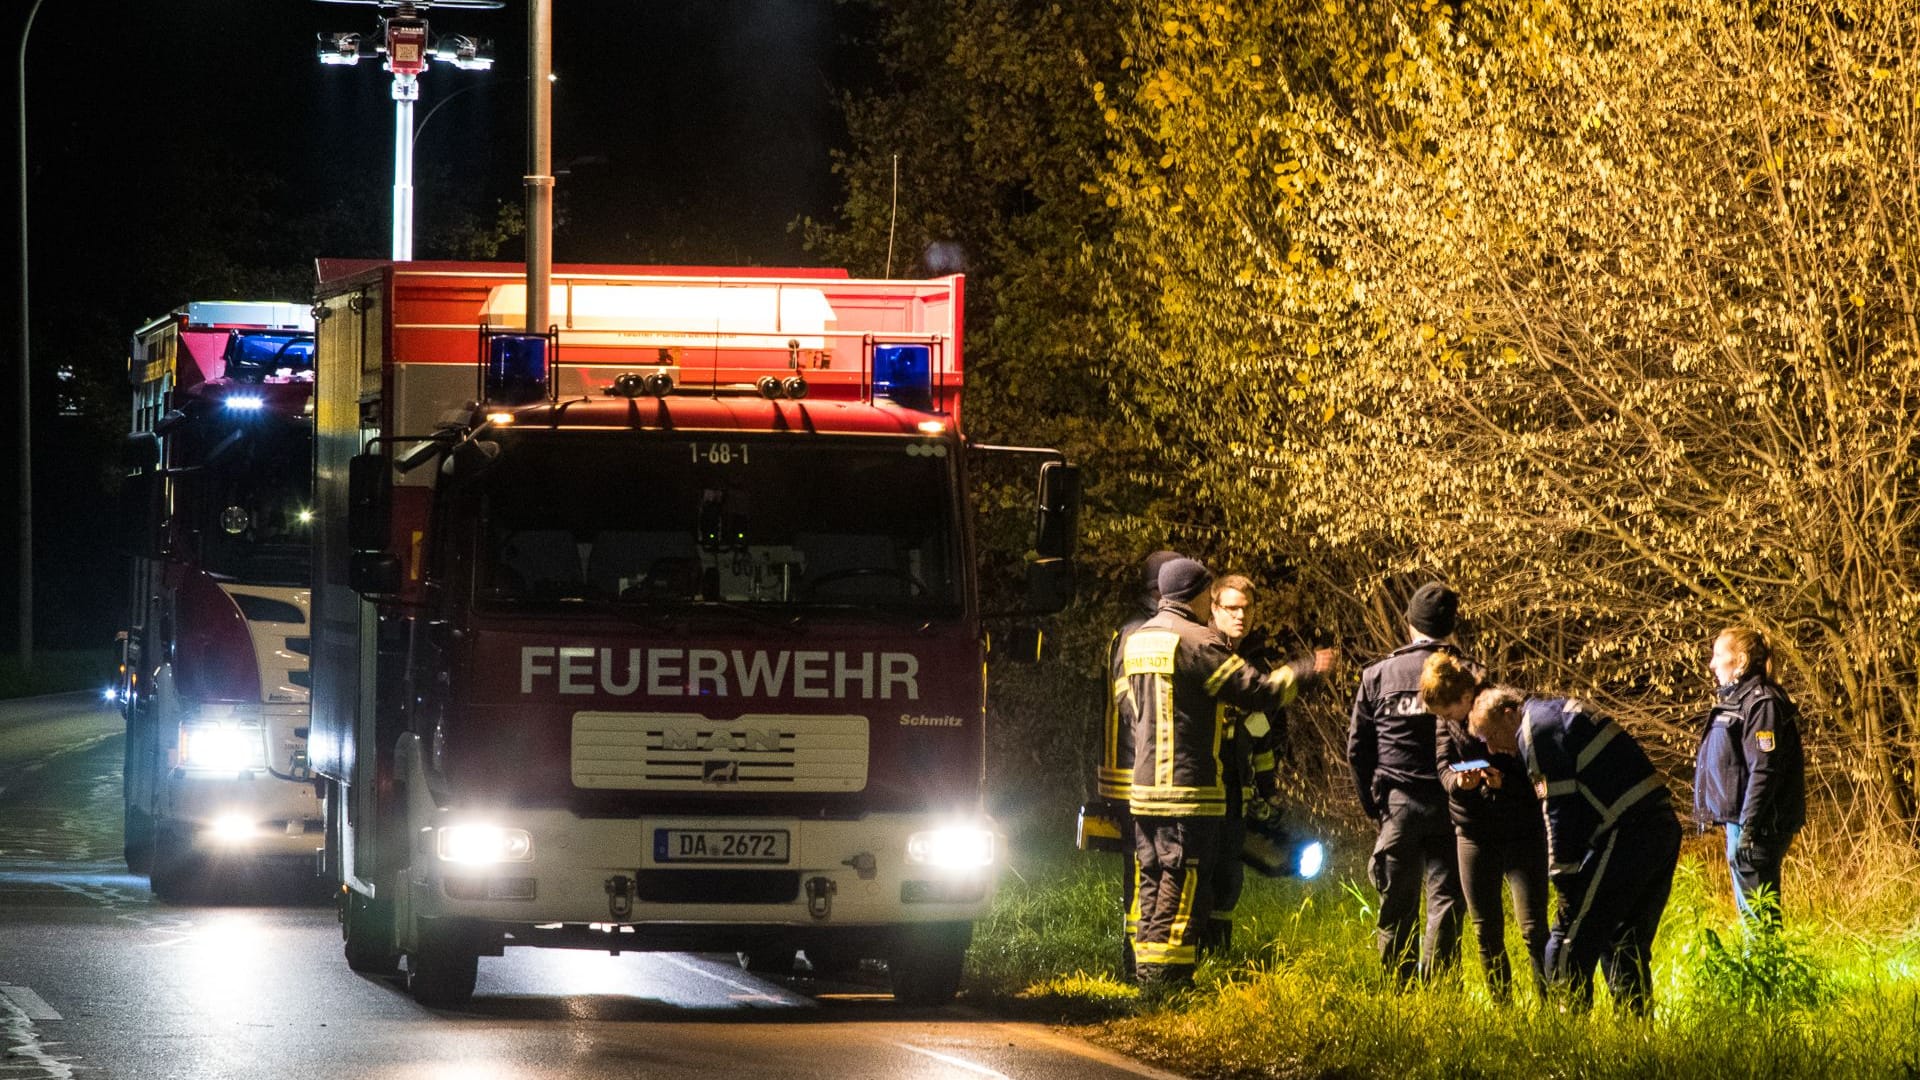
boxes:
[1406,581,1459,638]
[1158,558,1213,604]
[1143,550,1182,598]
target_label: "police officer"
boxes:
[1198,574,1328,952]
[1477,686,1681,1014]
[1346,581,1468,984]
[1695,627,1805,924]
[1098,549,1180,975]
[1127,558,1327,986]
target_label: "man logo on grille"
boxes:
[703,760,740,784]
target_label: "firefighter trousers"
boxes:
[1545,811,1681,1014]
[1132,815,1221,985]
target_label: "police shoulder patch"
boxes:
[1756,730,1776,752]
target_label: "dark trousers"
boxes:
[1371,787,1465,984]
[1546,811,1682,1014]
[1132,815,1222,984]
[1202,788,1248,954]
[1725,822,1792,924]
[1457,826,1550,999]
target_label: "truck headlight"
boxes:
[178,720,268,772]
[906,825,996,871]
[436,824,533,864]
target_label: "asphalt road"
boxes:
[0,692,1178,1080]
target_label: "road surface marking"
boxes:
[653,954,811,1006]
[894,1043,1011,1079]
[985,1021,1190,1080]
[0,987,59,1021]
[0,987,76,1079]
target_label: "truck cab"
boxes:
[119,301,320,900]
[310,263,1076,1006]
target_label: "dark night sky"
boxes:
[11,1,854,649]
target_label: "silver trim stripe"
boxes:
[571,712,869,792]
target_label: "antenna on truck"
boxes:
[885,153,899,278]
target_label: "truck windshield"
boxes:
[461,433,962,614]
[172,413,312,586]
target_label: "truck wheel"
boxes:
[149,827,199,904]
[887,922,971,1007]
[408,925,479,1008]
[343,890,402,976]
[124,806,154,875]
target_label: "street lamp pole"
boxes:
[15,0,45,668]
[391,72,418,260]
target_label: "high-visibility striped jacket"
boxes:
[1097,604,1158,802]
[1520,697,1674,877]
[1125,600,1316,817]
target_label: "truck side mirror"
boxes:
[1024,557,1075,614]
[1035,462,1080,561]
[349,552,403,596]
[992,624,1048,664]
[347,453,392,552]
[120,432,160,471]
[116,471,163,559]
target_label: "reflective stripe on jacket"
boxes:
[1521,697,1673,876]
[1128,600,1312,817]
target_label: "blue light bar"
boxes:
[872,344,934,411]
[226,395,266,412]
[486,334,550,406]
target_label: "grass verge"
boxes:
[966,829,1920,1079]
[0,649,114,700]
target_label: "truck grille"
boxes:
[571,712,869,792]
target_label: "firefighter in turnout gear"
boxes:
[1126,559,1329,986]
[1199,575,1332,952]
[1484,688,1681,1014]
[1098,550,1181,976]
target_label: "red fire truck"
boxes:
[117,301,320,901]
[310,260,1077,1007]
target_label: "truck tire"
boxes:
[124,806,154,875]
[887,922,971,1007]
[343,890,402,976]
[149,826,198,904]
[408,924,479,1008]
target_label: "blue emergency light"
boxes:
[485,333,550,406]
[872,343,934,411]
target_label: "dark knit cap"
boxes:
[1158,558,1213,604]
[1143,550,1182,598]
[1406,581,1459,638]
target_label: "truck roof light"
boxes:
[485,411,516,426]
[483,332,551,407]
[756,375,784,400]
[646,371,676,397]
[916,420,947,435]
[873,344,934,411]
[782,375,808,401]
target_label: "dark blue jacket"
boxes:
[1347,640,1467,820]
[1694,674,1806,837]
[1520,697,1674,877]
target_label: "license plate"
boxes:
[654,828,791,864]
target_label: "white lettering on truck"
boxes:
[518,647,921,701]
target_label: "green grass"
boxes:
[0,649,114,700]
[965,832,1920,1078]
